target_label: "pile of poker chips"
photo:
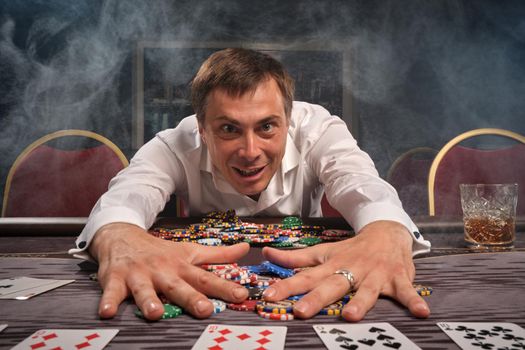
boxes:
[131,261,433,321]
[149,210,353,248]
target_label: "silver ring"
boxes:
[334,269,356,291]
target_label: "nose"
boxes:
[238,131,261,161]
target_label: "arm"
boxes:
[263,103,430,320]
[70,131,249,320]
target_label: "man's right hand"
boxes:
[89,223,250,320]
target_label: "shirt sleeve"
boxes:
[68,135,186,260]
[300,104,431,256]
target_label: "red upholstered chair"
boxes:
[2,130,129,217]
[386,147,438,216]
[428,128,525,216]
[321,193,342,217]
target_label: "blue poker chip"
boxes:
[260,261,295,278]
[287,293,306,301]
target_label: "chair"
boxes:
[428,128,525,216]
[321,193,342,217]
[386,147,438,216]
[2,130,129,217]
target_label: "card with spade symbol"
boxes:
[313,323,421,349]
[437,322,525,350]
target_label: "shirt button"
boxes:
[413,231,421,239]
[77,241,87,249]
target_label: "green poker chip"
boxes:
[134,303,183,319]
[282,216,302,228]
[298,237,323,246]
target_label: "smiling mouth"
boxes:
[233,166,265,177]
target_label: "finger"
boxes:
[153,273,214,319]
[391,278,431,318]
[262,243,331,268]
[179,265,248,303]
[191,242,250,265]
[292,272,355,319]
[126,272,165,320]
[341,275,382,322]
[97,273,129,319]
[263,263,333,301]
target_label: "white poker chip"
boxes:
[210,299,226,313]
[197,238,222,246]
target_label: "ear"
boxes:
[198,123,206,144]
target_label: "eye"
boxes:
[261,123,273,132]
[220,124,237,133]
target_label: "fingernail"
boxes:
[347,304,359,316]
[233,287,247,299]
[100,303,112,313]
[195,299,210,314]
[263,287,276,298]
[415,303,430,314]
[294,301,308,314]
[147,301,159,313]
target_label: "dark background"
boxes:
[1,0,524,215]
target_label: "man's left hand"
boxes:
[261,220,430,321]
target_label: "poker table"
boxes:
[0,217,524,349]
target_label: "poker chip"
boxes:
[260,261,295,278]
[246,286,266,300]
[282,216,302,228]
[298,237,323,246]
[210,299,226,313]
[318,301,344,316]
[197,238,222,246]
[258,310,294,321]
[201,263,238,271]
[250,275,280,287]
[244,264,268,275]
[287,293,306,301]
[231,273,258,285]
[134,303,183,319]
[414,284,433,296]
[257,300,295,314]
[226,300,258,311]
[341,292,355,304]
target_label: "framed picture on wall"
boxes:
[132,41,355,149]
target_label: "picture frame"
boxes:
[132,41,355,149]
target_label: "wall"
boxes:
[1,0,524,215]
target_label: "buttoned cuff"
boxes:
[68,206,147,262]
[347,202,431,257]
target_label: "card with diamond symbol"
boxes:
[192,324,287,350]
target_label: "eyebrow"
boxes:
[213,115,281,125]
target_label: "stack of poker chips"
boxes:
[132,261,433,321]
[149,211,350,248]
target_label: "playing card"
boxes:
[0,277,75,300]
[437,322,525,350]
[313,323,421,349]
[192,324,287,350]
[11,329,119,350]
[0,324,7,333]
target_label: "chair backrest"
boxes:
[428,128,525,216]
[321,193,343,217]
[2,130,129,217]
[387,147,438,216]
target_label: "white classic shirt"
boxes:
[70,102,430,259]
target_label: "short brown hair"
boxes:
[191,48,295,123]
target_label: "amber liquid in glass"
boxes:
[464,217,515,247]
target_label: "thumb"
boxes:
[191,242,250,265]
[262,244,328,268]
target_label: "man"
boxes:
[70,48,431,322]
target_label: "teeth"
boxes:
[238,168,261,176]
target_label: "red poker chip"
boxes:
[257,310,294,321]
[226,300,258,311]
[201,263,238,271]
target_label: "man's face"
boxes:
[199,78,289,199]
